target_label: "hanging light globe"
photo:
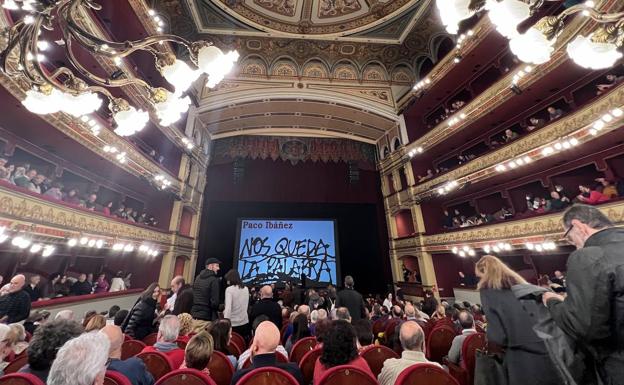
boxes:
[154,91,191,126]
[60,91,103,117]
[436,0,474,34]
[197,45,223,75]
[567,34,623,70]
[160,59,200,95]
[21,86,63,114]
[113,105,149,136]
[486,0,531,38]
[509,27,555,64]
[204,50,240,88]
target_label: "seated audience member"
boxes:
[93,273,109,293]
[431,304,446,321]
[310,309,327,335]
[209,318,237,368]
[14,168,37,190]
[503,129,519,143]
[102,201,113,216]
[19,319,84,382]
[313,320,374,385]
[378,321,441,385]
[53,275,71,297]
[596,73,624,95]
[47,332,109,385]
[70,273,92,296]
[286,313,312,353]
[30,174,45,194]
[7,323,30,355]
[85,314,107,332]
[177,313,194,342]
[100,325,154,385]
[114,310,129,327]
[596,177,618,198]
[526,117,546,131]
[250,285,282,329]
[54,309,75,321]
[83,310,97,328]
[62,188,81,205]
[548,191,567,211]
[237,315,289,370]
[313,318,333,345]
[43,182,63,200]
[404,303,427,328]
[23,309,51,335]
[370,304,383,322]
[230,321,304,385]
[107,305,121,325]
[577,184,610,204]
[180,332,213,375]
[335,307,352,322]
[0,324,12,375]
[391,305,403,319]
[141,314,185,368]
[447,311,477,366]
[0,274,31,323]
[352,319,374,350]
[24,275,42,302]
[550,270,566,287]
[547,106,563,121]
[84,193,98,210]
[383,293,393,312]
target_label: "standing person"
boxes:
[24,275,42,302]
[109,271,127,292]
[122,283,160,340]
[191,258,221,325]
[0,274,31,323]
[335,275,366,321]
[250,286,282,329]
[223,269,250,341]
[543,205,624,384]
[475,255,560,385]
[167,276,193,315]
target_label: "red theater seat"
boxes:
[360,345,399,377]
[124,334,133,341]
[142,333,158,346]
[242,352,288,368]
[3,354,29,374]
[315,365,377,385]
[0,373,45,385]
[137,351,175,380]
[231,332,246,352]
[394,363,459,385]
[235,367,299,385]
[175,338,188,349]
[444,333,487,385]
[427,326,456,363]
[289,337,317,364]
[122,340,147,360]
[227,341,242,358]
[104,370,133,385]
[299,347,322,385]
[155,369,218,385]
[372,319,386,337]
[207,351,234,385]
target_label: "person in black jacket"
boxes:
[70,273,92,296]
[122,283,160,340]
[335,275,366,321]
[191,258,221,321]
[250,285,282,329]
[0,274,31,323]
[24,275,42,302]
[173,283,193,315]
[543,205,624,384]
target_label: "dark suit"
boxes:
[172,284,194,315]
[108,357,155,385]
[0,289,31,323]
[335,287,366,321]
[229,353,304,385]
[250,298,282,329]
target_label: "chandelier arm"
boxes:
[557,5,624,23]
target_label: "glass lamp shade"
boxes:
[154,92,191,126]
[567,35,623,70]
[436,0,473,34]
[60,91,103,117]
[113,106,149,136]
[509,28,555,64]
[204,50,239,88]
[22,88,63,114]
[161,59,199,95]
[486,0,530,38]
[197,45,223,75]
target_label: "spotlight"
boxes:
[87,239,96,247]
[67,238,78,247]
[42,245,55,257]
[123,244,134,252]
[95,239,104,248]
[29,244,42,253]
[80,237,89,245]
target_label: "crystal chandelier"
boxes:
[0,0,239,136]
[436,0,624,69]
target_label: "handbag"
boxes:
[474,349,508,385]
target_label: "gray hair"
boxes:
[563,204,612,230]
[335,307,351,322]
[55,310,75,321]
[344,275,354,288]
[310,310,319,323]
[48,332,110,385]
[159,315,180,342]
[399,321,424,351]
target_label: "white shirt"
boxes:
[109,277,126,292]
[166,292,177,310]
[383,299,393,310]
[224,285,250,327]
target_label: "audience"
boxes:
[223,269,250,342]
[577,184,610,204]
[19,319,84,382]
[93,273,109,293]
[237,315,289,370]
[84,314,107,332]
[177,313,194,342]
[122,283,160,340]
[209,318,237,368]
[596,73,624,95]
[47,332,109,385]
[313,320,374,384]
[100,325,154,385]
[70,274,93,296]
[169,276,194,316]
[352,319,374,350]
[0,274,31,323]
[547,106,563,121]
[447,310,476,365]
[230,320,304,385]
[140,314,185,368]
[335,275,366,321]
[0,324,12,376]
[285,313,312,353]
[250,285,282,329]
[180,331,213,375]
[110,271,127,292]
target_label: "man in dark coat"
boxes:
[191,258,221,321]
[70,273,92,296]
[173,283,193,315]
[250,285,282,329]
[335,275,366,321]
[0,274,31,323]
[543,204,624,384]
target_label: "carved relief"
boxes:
[302,61,329,78]
[253,0,297,16]
[318,0,361,18]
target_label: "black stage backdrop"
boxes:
[197,201,389,295]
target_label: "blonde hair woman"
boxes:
[180,331,214,375]
[177,313,194,341]
[475,255,559,385]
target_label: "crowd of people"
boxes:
[441,180,624,230]
[0,158,159,227]
[0,204,622,385]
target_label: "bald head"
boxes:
[99,325,124,358]
[9,274,25,293]
[399,321,425,352]
[252,321,280,355]
[260,285,273,299]
[298,305,310,317]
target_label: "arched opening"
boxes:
[400,256,421,283]
[436,37,454,61]
[394,209,415,237]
